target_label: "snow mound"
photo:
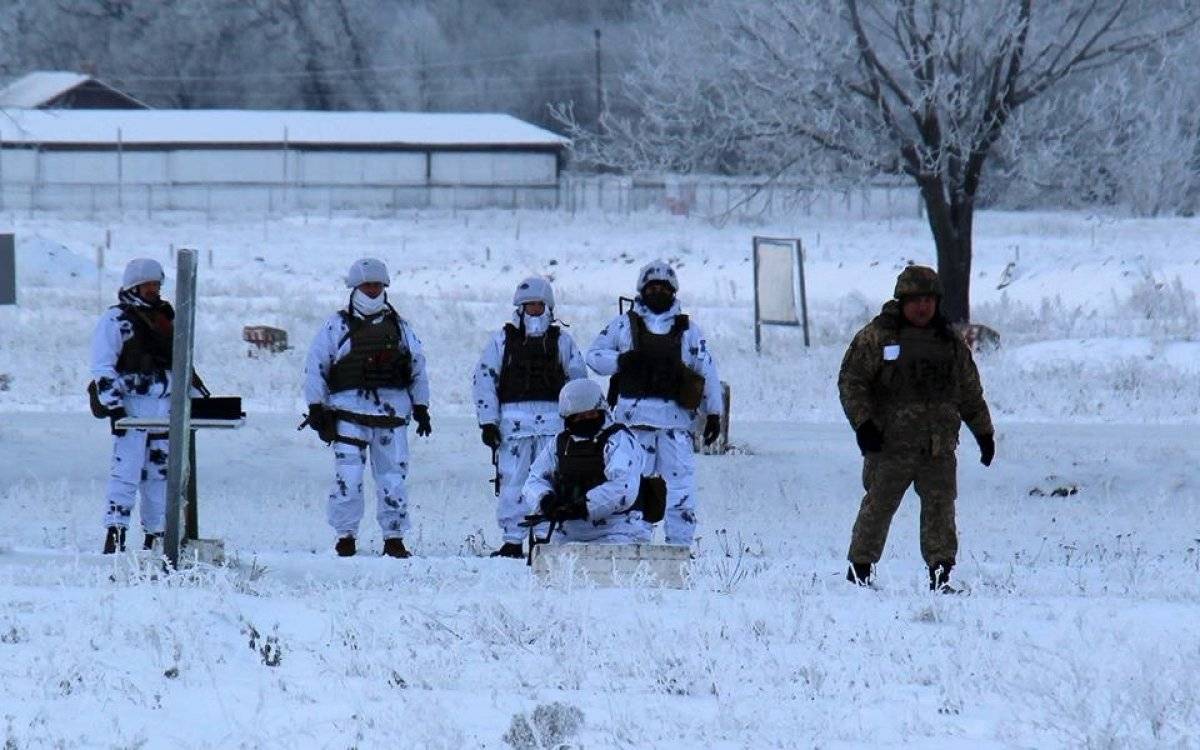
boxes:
[16,236,97,286]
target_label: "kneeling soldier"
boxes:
[303,258,432,558]
[522,380,650,544]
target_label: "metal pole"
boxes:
[117,128,123,213]
[185,438,199,541]
[796,239,810,347]
[752,237,762,354]
[164,248,198,568]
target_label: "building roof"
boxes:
[0,71,148,109]
[0,108,569,149]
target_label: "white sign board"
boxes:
[752,237,809,351]
[755,239,800,324]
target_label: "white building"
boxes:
[0,108,569,213]
[0,71,149,109]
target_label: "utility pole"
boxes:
[593,28,606,131]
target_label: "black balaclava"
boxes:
[566,414,606,439]
[641,285,676,314]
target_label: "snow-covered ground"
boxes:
[0,208,1198,747]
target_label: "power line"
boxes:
[106,47,596,84]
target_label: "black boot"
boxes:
[382,538,410,559]
[846,562,873,586]
[103,526,126,554]
[143,533,160,551]
[490,542,524,559]
[335,536,356,557]
[929,562,958,593]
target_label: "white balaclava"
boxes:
[512,276,555,336]
[346,258,390,316]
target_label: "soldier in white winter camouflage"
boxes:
[472,276,588,558]
[522,379,651,544]
[89,259,186,554]
[303,258,432,559]
[586,260,723,546]
[839,265,995,592]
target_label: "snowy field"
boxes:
[1,207,1198,747]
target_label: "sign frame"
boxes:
[752,236,810,352]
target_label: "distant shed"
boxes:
[0,71,149,109]
[0,108,570,212]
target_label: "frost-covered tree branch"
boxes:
[564,0,1200,322]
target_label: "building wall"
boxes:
[0,146,561,212]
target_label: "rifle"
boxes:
[490,446,501,497]
[519,484,591,565]
[296,408,368,449]
[518,512,560,567]
[607,296,638,407]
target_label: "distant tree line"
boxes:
[2,0,1198,228]
[0,0,637,129]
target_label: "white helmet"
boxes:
[558,379,606,418]
[346,258,390,288]
[121,258,165,291]
[512,276,555,308]
[636,259,678,293]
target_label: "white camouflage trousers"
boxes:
[105,430,169,533]
[633,427,697,545]
[328,423,410,540]
[497,434,555,543]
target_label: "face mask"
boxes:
[119,288,154,308]
[566,415,605,439]
[641,289,675,314]
[351,289,387,316]
[521,310,550,336]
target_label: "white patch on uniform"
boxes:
[883,344,901,361]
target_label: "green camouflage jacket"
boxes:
[838,300,993,456]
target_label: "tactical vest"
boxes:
[497,324,566,404]
[114,303,174,375]
[617,312,689,401]
[880,326,957,404]
[554,424,625,501]
[326,311,414,393]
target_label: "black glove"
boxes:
[108,407,128,437]
[538,492,558,518]
[702,414,722,446]
[412,405,432,437]
[480,423,501,449]
[307,404,337,443]
[855,421,884,455]
[539,492,588,522]
[976,432,995,467]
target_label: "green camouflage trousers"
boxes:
[847,450,958,566]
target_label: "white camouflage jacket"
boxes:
[472,312,588,439]
[89,301,175,419]
[522,419,648,543]
[303,307,430,420]
[586,299,722,430]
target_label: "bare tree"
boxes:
[563,0,1200,322]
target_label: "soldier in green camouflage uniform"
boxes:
[838,266,995,591]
